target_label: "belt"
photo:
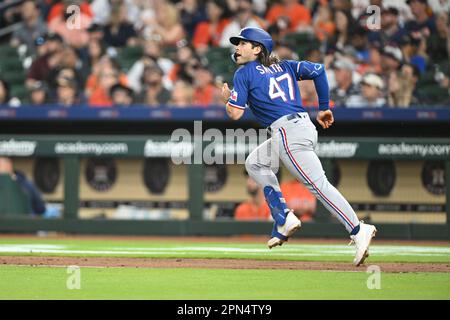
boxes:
[267,112,308,136]
[287,113,307,121]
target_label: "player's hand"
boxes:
[221,83,231,104]
[316,110,334,129]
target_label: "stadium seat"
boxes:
[282,32,320,59]
[10,85,29,103]
[204,47,235,84]
[0,44,18,58]
[1,69,26,85]
[204,47,230,62]
[0,57,23,72]
[117,46,144,72]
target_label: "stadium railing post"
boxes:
[63,156,80,220]
[188,136,204,221]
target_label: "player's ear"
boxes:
[253,45,262,55]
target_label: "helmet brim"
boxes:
[230,36,247,46]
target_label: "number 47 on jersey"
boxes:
[269,73,295,102]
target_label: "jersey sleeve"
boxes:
[228,68,248,110]
[286,60,325,80]
[286,60,330,111]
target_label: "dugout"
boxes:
[0,106,449,239]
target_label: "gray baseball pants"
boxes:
[245,112,360,233]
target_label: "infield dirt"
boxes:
[1,235,449,273]
[1,256,450,273]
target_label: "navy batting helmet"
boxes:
[229,27,274,54]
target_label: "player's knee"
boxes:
[314,175,332,192]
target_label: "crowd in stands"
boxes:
[0,0,449,108]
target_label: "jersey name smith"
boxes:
[255,64,284,75]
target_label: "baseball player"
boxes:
[221,27,377,266]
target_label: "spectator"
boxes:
[367,7,407,48]
[336,45,362,67]
[313,2,335,42]
[399,34,428,74]
[0,79,20,107]
[138,65,171,106]
[47,46,87,93]
[346,73,387,108]
[326,9,355,53]
[177,0,208,40]
[0,157,46,215]
[251,0,269,17]
[405,0,437,35]
[110,83,134,107]
[304,47,322,63]
[47,0,93,49]
[29,81,49,106]
[26,32,65,88]
[427,0,450,15]
[38,0,56,21]
[103,3,138,48]
[47,67,78,102]
[0,0,23,43]
[87,65,120,107]
[10,0,47,57]
[388,63,420,108]
[168,42,200,83]
[332,0,355,13]
[380,45,403,78]
[349,27,370,63]
[365,46,383,75]
[142,0,185,45]
[330,58,360,107]
[427,12,450,63]
[86,23,105,43]
[33,33,50,58]
[234,173,270,221]
[265,0,312,33]
[192,0,231,54]
[89,0,111,25]
[137,0,160,40]
[85,40,106,77]
[0,79,11,106]
[219,0,266,48]
[273,40,298,60]
[85,54,128,105]
[90,0,140,26]
[299,79,318,107]
[429,65,450,104]
[192,63,222,107]
[300,79,335,108]
[54,76,80,107]
[127,39,174,94]
[280,178,316,222]
[168,80,194,107]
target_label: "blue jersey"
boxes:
[227,60,330,127]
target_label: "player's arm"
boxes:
[296,61,334,129]
[221,83,245,120]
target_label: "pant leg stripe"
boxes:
[279,127,355,229]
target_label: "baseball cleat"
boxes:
[349,221,377,266]
[267,210,301,249]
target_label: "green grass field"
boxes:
[0,237,449,300]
